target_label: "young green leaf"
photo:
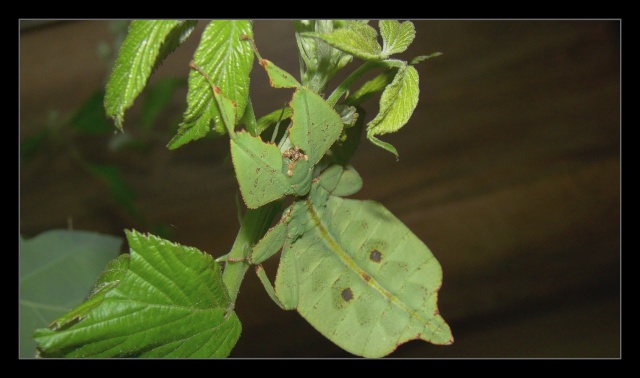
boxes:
[34,230,241,358]
[380,20,416,57]
[20,230,122,358]
[105,20,197,131]
[294,20,353,94]
[366,63,419,157]
[303,21,383,61]
[168,21,254,150]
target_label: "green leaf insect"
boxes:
[33,230,241,358]
[249,164,453,358]
[192,41,344,209]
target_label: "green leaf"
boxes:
[366,63,419,156]
[294,20,353,94]
[230,131,291,209]
[70,90,113,135]
[304,21,383,61]
[34,230,241,358]
[142,78,186,129]
[105,20,197,131]
[367,134,399,158]
[20,230,122,358]
[86,164,139,218]
[380,20,416,57]
[168,20,254,150]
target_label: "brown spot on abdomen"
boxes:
[341,288,353,302]
[370,249,382,263]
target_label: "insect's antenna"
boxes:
[240,34,264,61]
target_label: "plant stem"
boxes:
[326,61,382,107]
[222,200,282,305]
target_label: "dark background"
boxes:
[20,20,620,358]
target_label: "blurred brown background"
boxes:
[20,20,620,358]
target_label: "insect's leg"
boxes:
[255,264,286,309]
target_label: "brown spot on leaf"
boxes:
[370,249,382,263]
[361,273,371,282]
[341,288,353,302]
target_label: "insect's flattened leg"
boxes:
[255,264,286,309]
[250,219,287,265]
[273,243,299,310]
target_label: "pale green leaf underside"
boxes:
[380,20,416,57]
[105,20,197,131]
[274,190,453,357]
[368,64,419,136]
[168,20,254,150]
[304,21,383,61]
[34,230,241,358]
[20,230,122,358]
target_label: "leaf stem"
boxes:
[326,60,382,107]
